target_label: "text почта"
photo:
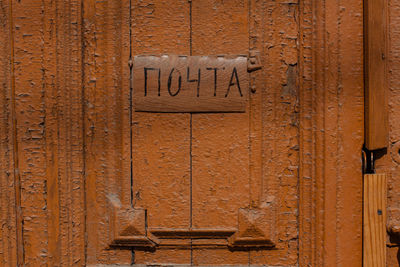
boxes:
[133,55,248,113]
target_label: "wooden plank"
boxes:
[249,1,300,265]
[42,1,86,265]
[133,55,248,112]
[0,1,18,265]
[363,174,387,267]
[365,0,388,150]
[299,0,364,266]
[83,0,133,264]
[11,1,50,265]
[332,0,364,265]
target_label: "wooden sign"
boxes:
[133,55,248,112]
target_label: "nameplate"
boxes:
[133,55,248,112]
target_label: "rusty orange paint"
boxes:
[0,0,368,266]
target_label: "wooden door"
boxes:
[0,0,364,266]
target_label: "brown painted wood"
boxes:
[83,0,133,264]
[191,0,251,264]
[131,0,192,264]
[363,174,387,267]
[11,1,50,265]
[247,1,299,265]
[133,55,248,112]
[0,0,366,266]
[0,1,18,266]
[299,0,364,266]
[43,1,86,265]
[364,0,388,150]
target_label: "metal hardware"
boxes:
[362,147,375,174]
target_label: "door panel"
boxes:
[128,0,298,265]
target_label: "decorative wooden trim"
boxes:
[299,0,364,266]
[227,208,275,248]
[108,196,157,248]
[109,200,275,249]
[150,228,236,239]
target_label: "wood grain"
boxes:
[133,55,248,112]
[299,0,364,266]
[43,1,85,266]
[0,0,367,265]
[363,174,387,267]
[364,0,388,150]
[11,1,49,265]
[0,1,18,265]
[83,0,133,264]
[249,1,300,265]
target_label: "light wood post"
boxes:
[363,174,387,267]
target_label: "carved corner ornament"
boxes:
[228,207,275,248]
[108,195,275,250]
[108,195,157,248]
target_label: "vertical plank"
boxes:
[83,0,133,264]
[249,1,299,265]
[43,1,86,266]
[11,0,49,265]
[336,0,364,265]
[191,0,250,264]
[365,0,388,150]
[42,1,60,263]
[363,174,387,267]
[0,1,18,265]
[2,1,87,265]
[131,0,191,264]
[298,0,314,265]
[299,0,364,266]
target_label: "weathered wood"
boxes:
[364,0,388,150]
[0,0,367,266]
[299,0,364,266]
[42,1,86,266]
[133,55,248,112]
[11,1,50,265]
[0,1,18,265]
[248,1,299,265]
[363,174,387,267]
[191,0,250,264]
[83,0,133,264]
[131,0,192,264]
